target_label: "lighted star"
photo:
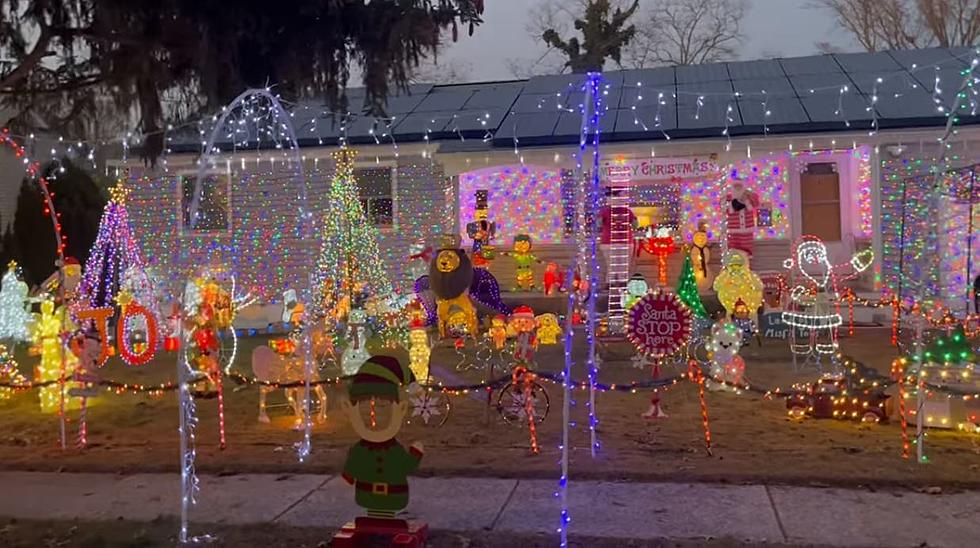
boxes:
[6,260,16,272]
[114,290,134,308]
[108,181,131,205]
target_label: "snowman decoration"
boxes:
[705,320,745,391]
[782,236,873,357]
[341,307,371,375]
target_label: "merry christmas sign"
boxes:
[626,290,693,358]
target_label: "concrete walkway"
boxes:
[0,471,977,546]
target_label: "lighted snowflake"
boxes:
[410,392,444,425]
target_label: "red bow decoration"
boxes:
[409,246,433,262]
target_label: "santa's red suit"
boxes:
[725,189,758,257]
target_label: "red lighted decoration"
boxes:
[116,302,159,366]
[626,289,693,358]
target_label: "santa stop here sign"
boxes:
[626,290,693,358]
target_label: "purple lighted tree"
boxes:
[79,182,154,309]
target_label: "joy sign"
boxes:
[626,290,692,358]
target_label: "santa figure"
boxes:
[782,236,873,357]
[725,182,759,259]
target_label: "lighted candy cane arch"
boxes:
[0,128,71,449]
[176,89,316,543]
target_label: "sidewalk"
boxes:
[0,471,977,547]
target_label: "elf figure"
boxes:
[339,355,424,521]
[622,273,649,311]
[543,262,564,296]
[508,305,538,363]
[690,222,712,290]
[725,182,759,259]
[512,234,537,291]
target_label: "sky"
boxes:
[433,0,860,82]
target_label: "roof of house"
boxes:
[170,47,980,153]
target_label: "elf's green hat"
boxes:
[348,355,415,402]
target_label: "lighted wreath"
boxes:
[626,289,693,358]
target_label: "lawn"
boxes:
[0,327,978,488]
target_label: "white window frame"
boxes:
[177,166,233,237]
[353,162,398,232]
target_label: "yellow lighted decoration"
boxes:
[408,321,431,381]
[108,180,131,206]
[535,313,562,345]
[713,250,763,321]
[435,250,460,273]
[487,314,508,349]
[690,222,712,290]
[32,299,81,413]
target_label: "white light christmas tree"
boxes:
[0,261,33,342]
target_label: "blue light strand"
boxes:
[585,73,604,458]
[556,71,605,548]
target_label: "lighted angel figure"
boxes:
[782,236,873,357]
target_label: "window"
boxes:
[355,166,395,228]
[179,170,231,234]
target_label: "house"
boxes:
[114,47,980,324]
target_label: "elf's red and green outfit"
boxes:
[341,355,422,518]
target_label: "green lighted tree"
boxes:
[676,252,707,318]
[923,325,974,365]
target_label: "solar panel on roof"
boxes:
[886,48,956,70]
[390,112,452,137]
[611,106,678,136]
[787,72,854,95]
[440,109,505,133]
[522,73,588,94]
[494,112,560,140]
[848,70,921,95]
[618,85,676,109]
[727,59,786,80]
[872,88,941,119]
[736,96,808,126]
[510,93,563,113]
[799,91,873,124]
[833,51,901,72]
[731,77,795,96]
[676,96,740,129]
[553,109,617,137]
[412,89,474,112]
[675,62,730,84]
[779,54,842,75]
[618,67,675,87]
[463,84,523,109]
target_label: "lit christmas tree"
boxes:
[78,181,156,309]
[922,324,974,365]
[676,252,708,319]
[0,261,33,341]
[0,344,26,401]
[314,147,393,321]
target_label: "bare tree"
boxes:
[509,0,746,76]
[624,0,747,67]
[814,0,980,51]
[541,0,640,73]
